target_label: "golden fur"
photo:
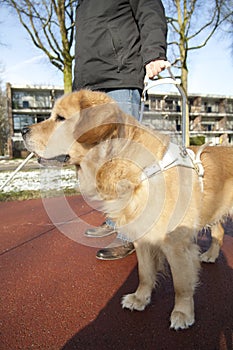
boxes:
[22,90,233,330]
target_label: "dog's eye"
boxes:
[56,115,65,122]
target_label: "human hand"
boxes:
[145,60,170,79]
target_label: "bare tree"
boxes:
[165,0,233,93]
[1,0,77,93]
[163,0,233,145]
[0,67,8,156]
[221,0,233,57]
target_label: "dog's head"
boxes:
[22,89,132,166]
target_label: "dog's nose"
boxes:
[21,126,30,137]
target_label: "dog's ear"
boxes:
[73,102,124,144]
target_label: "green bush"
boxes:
[189,136,205,146]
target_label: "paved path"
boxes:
[0,196,233,350]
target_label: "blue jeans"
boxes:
[104,89,141,233]
[105,89,141,120]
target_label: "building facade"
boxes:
[144,91,233,146]
[6,83,64,157]
[6,84,233,158]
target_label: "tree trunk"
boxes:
[180,63,190,146]
[63,59,73,93]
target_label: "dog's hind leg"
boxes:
[162,231,200,330]
[200,222,224,263]
[121,241,164,311]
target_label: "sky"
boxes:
[0,7,233,96]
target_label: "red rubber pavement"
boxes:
[0,196,233,350]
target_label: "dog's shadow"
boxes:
[61,234,233,350]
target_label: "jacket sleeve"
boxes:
[130,0,167,65]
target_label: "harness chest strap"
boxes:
[141,142,208,192]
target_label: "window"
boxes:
[13,115,35,132]
[35,92,51,108]
[12,91,34,109]
[22,101,29,108]
[12,89,57,109]
[227,102,233,113]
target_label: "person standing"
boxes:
[73,0,168,260]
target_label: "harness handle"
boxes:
[139,64,187,151]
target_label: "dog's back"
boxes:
[190,146,233,225]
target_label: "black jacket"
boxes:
[73,0,167,91]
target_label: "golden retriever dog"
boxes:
[22,90,233,330]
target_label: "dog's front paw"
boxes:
[200,250,218,263]
[170,310,194,330]
[121,293,151,311]
[200,239,220,263]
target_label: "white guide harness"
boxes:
[141,142,208,192]
[139,64,208,192]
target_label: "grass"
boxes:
[0,188,79,202]
[0,162,79,202]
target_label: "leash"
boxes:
[0,152,34,191]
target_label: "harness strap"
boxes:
[141,142,209,192]
[186,143,210,191]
